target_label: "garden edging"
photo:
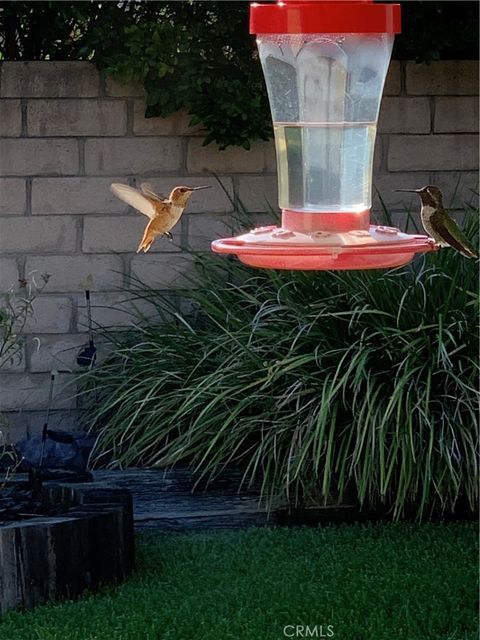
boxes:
[0,480,134,614]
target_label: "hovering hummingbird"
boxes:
[395,185,478,259]
[110,182,211,253]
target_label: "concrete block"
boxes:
[406,61,479,96]
[233,214,278,236]
[388,135,479,172]
[236,175,279,212]
[187,138,271,173]
[24,295,73,334]
[2,409,82,440]
[104,76,146,97]
[434,97,479,133]
[373,136,383,172]
[186,214,233,251]
[0,139,78,176]
[25,255,124,292]
[32,177,128,215]
[384,60,402,96]
[0,62,99,97]
[428,172,479,210]
[0,100,22,137]
[85,138,183,175]
[133,104,202,136]
[372,172,431,213]
[130,176,234,213]
[264,141,277,172]
[82,216,182,253]
[27,99,127,136]
[28,334,88,373]
[0,257,19,292]
[0,373,76,410]
[0,216,77,253]
[251,212,280,228]
[0,179,27,215]
[76,292,161,330]
[0,418,28,445]
[378,97,431,134]
[130,254,194,289]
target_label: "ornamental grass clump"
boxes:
[79,213,479,520]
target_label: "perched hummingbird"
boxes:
[395,185,478,259]
[110,182,211,253]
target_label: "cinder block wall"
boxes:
[0,61,478,441]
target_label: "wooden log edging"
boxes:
[0,481,134,614]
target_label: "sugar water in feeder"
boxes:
[212,0,436,270]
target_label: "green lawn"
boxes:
[0,523,477,640]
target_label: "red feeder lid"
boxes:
[250,0,401,34]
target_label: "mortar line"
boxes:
[78,138,86,176]
[18,254,26,280]
[180,137,188,175]
[231,174,240,210]
[180,215,189,251]
[429,96,435,135]
[383,135,390,174]
[121,254,131,290]
[126,100,134,135]
[124,254,133,288]
[76,215,84,254]
[70,293,78,334]
[20,98,28,136]
[25,177,32,216]
[98,71,107,97]
[24,331,32,377]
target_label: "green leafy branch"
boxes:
[88,1,272,149]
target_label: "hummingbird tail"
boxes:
[446,238,478,259]
[461,247,479,259]
[137,238,153,253]
[137,223,156,253]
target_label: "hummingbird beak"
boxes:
[191,186,211,191]
[394,189,422,193]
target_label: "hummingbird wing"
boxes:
[140,183,167,202]
[431,211,478,259]
[110,183,156,219]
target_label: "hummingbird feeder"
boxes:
[212,0,435,270]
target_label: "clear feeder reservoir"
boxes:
[259,33,393,220]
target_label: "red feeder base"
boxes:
[211,211,436,271]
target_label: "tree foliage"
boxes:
[394,1,479,63]
[87,2,271,149]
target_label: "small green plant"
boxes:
[77,192,479,520]
[0,272,50,371]
[0,429,22,491]
[0,272,50,463]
